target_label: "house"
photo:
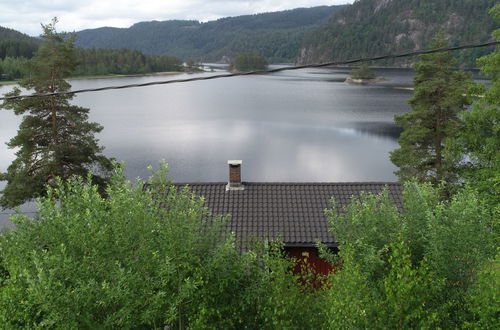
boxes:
[175,160,403,275]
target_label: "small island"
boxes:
[345,64,385,84]
[230,53,268,72]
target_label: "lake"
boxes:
[0,66,431,224]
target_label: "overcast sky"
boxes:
[1,0,354,36]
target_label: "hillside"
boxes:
[74,5,345,63]
[0,26,39,59]
[0,26,184,79]
[299,0,499,67]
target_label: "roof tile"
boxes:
[175,182,403,248]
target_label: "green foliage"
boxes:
[73,48,183,76]
[0,19,112,208]
[0,40,38,60]
[0,171,497,327]
[301,0,499,67]
[325,182,497,327]
[74,6,344,63]
[0,25,184,79]
[425,187,496,291]
[390,33,475,189]
[323,247,374,329]
[452,4,500,208]
[376,241,443,328]
[0,56,31,80]
[467,250,500,329]
[326,190,401,278]
[0,26,39,59]
[255,243,329,330]
[349,63,376,79]
[0,163,329,328]
[230,53,268,72]
[0,34,33,81]
[324,240,444,329]
[0,162,222,327]
[184,59,203,73]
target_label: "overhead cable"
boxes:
[1,40,498,101]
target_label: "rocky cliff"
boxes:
[298,0,499,67]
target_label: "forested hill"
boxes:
[74,5,345,63]
[0,26,39,59]
[299,0,499,67]
[0,26,184,79]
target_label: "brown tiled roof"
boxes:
[175,182,403,248]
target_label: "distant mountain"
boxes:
[299,0,499,67]
[0,26,39,59]
[75,6,345,63]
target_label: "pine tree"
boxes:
[349,63,376,80]
[0,18,112,209]
[390,32,474,187]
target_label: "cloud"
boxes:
[1,0,352,36]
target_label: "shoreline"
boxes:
[69,71,184,81]
[345,76,387,84]
[0,71,186,86]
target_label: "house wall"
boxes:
[285,246,335,276]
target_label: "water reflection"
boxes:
[352,122,403,139]
[1,67,416,226]
[97,119,400,182]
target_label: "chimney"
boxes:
[226,160,244,191]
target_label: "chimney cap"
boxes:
[228,160,242,165]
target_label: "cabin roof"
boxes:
[174,182,403,248]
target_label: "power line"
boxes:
[1,40,498,101]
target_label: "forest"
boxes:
[0,26,184,80]
[74,5,344,63]
[2,1,498,72]
[300,0,499,67]
[73,48,183,76]
[0,47,184,81]
[73,0,499,67]
[0,26,39,59]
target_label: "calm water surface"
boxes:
[72,67,414,181]
[1,67,418,224]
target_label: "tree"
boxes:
[0,18,112,209]
[390,33,475,188]
[349,63,376,80]
[230,53,268,72]
[453,4,500,208]
[326,182,497,327]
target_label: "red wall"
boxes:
[286,246,335,276]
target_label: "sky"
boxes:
[1,0,354,36]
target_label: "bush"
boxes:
[0,162,330,328]
[0,163,253,328]
[325,182,497,327]
[1,170,496,327]
[467,250,500,328]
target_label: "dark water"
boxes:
[1,67,417,225]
